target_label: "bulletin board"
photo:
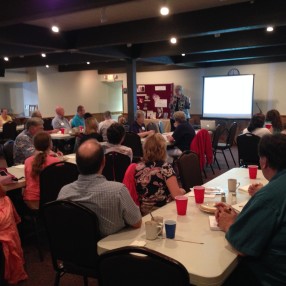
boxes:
[136,83,173,119]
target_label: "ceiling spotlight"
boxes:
[4,57,9,61]
[51,25,60,33]
[266,26,274,32]
[160,6,169,16]
[181,53,185,56]
[87,62,90,65]
[41,53,46,58]
[46,65,49,68]
[170,37,177,44]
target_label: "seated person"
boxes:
[129,110,154,138]
[98,111,116,141]
[23,132,60,210]
[242,113,271,137]
[102,123,133,161]
[265,109,283,134]
[134,133,185,216]
[71,105,85,128]
[0,108,12,127]
[167,111,196,151]
[84,112,93,119]
[13,117,44,165]
[57,139,142,237]
[118,115,127,125]
[0,176,28,284]
[79,116,103,145]
[215,134,286,286]
[51,106,71,130]
[31,110,58,134]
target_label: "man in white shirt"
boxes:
[98,111,116,141]
[52,106,71,130]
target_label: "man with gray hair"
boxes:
[98,110,116,141]
[129,110,154,138]
[13,117,44,165]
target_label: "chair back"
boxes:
[122,132,143,161]
[98,246,190,286]
[177,150,203,192]
[39,161,79,207]
[226,122,238,146]
[43,118,53,131]
[212,124,225,149]
[0,242,4,285]
[158,121,164,133]
[42,200,100,277]
[146,122,159,133]
[3,140,14,167]
[237,133,261,167]
[102,152,131,182]
[2,121,17,140]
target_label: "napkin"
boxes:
[187,192,215,198]
[14,164,25,169]
[130,240,146,247]
[231,200,249,213]
[238,184,250,192]
[209,216,221,231]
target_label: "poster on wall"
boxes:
[136,83,173,119]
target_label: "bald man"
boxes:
[51,106,71,130]
[57,139,142,236]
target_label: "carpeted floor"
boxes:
[4,147,239,286]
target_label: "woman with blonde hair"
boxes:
[134,133,185,215]
[79,116,103,145]
[23,132,60,209]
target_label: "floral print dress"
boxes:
[134,161,175,216]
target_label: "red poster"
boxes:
[136,83,173,119]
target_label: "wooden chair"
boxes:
[42,200,101,286]
[98,246,190,286]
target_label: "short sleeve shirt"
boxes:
[129,121,146,134]
[52,115,71,129]
[71,114,84,128]
[172,122,196,151]
[134,161,175,215]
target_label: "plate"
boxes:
[199,202,217,214]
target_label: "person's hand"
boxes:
[248,183,263,197]
[0,175,14,185]
[51,129,59,133]
[56,151,63,157]
[215,202,229,220]
[215,202,237,232]
[166,135,174,142]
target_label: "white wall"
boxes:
[0,84,11,110]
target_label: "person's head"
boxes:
[247,113,265,132]
[143,133,167,162]
[103,111,112,120]
[175,85,183,97]
[76,139,105,175]
[77,105,85,117]
[84,117,99,134]
[26,117,44,136]
[31,110,42,118]
[266,109,282,131]
[84,112,92,120]
[55,106,65,117]
[1,108,8,116]
[107,123,125,144]
[173,111,186,125]
[258,134,286,176]
[118,115,127,125]
[135,110,145,125]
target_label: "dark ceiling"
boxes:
[1,0,286,74]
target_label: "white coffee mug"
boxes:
[151,216,163,236]
[228,178,240,192]
[145,221,162,240]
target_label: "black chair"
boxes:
[237,133,261,167]
[1,121,17,143]
[98,246,190,286]
[212,124,227,170]
[146,122,159,133]
[122,132,143,163]
[102,152,131,182]
[43,118,53,131]
[3,140,14,167]
[177,150,203,192]
[42,200,101,286]
[0,242,5,286]
[216,122,238,168]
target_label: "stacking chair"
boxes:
[42,200,101,286]
[102,152,131,182]
[98,246,190,286]
[146,122,159,133]
[237,133,261,167]
[3,140,14,167]
[0,121,17,144]
[212,124,227,170]
[177,151,203,192]
[216,122,238,169]
[43,118,53,131]
[122,132,143,163]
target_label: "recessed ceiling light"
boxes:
[87,62,90,65]
[266,26,274,32]
[170,37,177,44]
[160,6,169,16]
[46,65,49,68]
[181,53,185,56]
[41,53,46,58]
[4,57,9,61]
[51,26,60,33]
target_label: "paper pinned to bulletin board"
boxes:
[136,84,173,119]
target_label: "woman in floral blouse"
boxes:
[134,133,185,215]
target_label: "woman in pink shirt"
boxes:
[23,132,60,209]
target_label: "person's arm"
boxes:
[166,176,185,197]
[184,96,191,109]
[166,135,175,142]
[137,130,154,138]
[248,183,263,197]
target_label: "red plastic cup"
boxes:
[194,186,205,204]
[79,126,84,132]
[60,128,65,134]
[265,123,272,129]
[248,165,258,179]
[175,196,188,215]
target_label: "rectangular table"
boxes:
[3,165,26,192]
[97,168,268,286]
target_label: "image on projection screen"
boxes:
[202,75,254,119]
